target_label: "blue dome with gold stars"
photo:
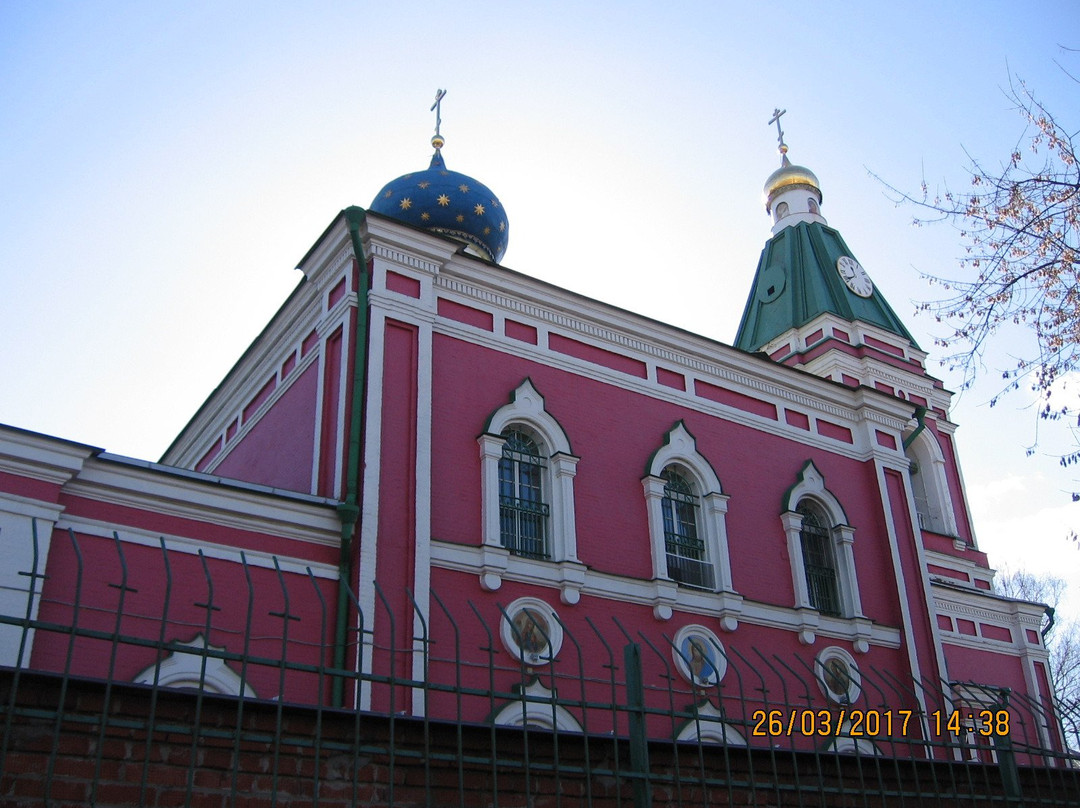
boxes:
[369,149,509,263]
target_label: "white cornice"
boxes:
[428,272,913,436]
[941,634,1049,659]
[0,490,66,521]
[924,549,994,585]
[369,242,444,276]
[62,457,341,547]
[933,582,1048,628]
[425,308,912,462]
[0,427,94,486]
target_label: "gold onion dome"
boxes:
[764,151,821,214]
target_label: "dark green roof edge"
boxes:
[734,221,919,353]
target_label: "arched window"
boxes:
[478,380,582,601]
[904,429,958,536]
[797,500,841,617]
[642,423,735,609]
[661,466,713,589]
[780,462,864,635]
[808,197,820,215]
[775,201,789,221]
[499,429,550,558]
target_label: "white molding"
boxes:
[55,514,340,579]
[815,645,862,704]
[490,679,583,732]
[0,491,65,522]
[428,267,916,432]
[206,346,322,481]
[166,215,358,472]
[435,315,912,464]
[873,458,943,740]
[675,700,747,745]
[671,624,726,687]
[60,458,341,548]
[429,540,901,649]
[499,597,564,666]
[923,550,994,587]
[0,427,93,485]
[133,634,257,698]
[355,306,388,711]
[411,315,434,716]
[368,239,447,278]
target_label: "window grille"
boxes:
[498,429,550,559]
[661,467,714,589]
[798,502,841,616]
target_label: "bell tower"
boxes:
[734,111,922,394]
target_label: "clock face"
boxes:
[836,256,873,298]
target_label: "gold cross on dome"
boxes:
[431,89,447,144]
[768,107,788,154]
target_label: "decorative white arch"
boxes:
[642,422,733,595]
[675,700,747,745]
[904,428,958,536]
[780,461,863,629]
[827,735,881,756]
[491,679,583,733]
[477,379,584,603]
[133,634,255,698]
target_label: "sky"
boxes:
[0,2,1077,612]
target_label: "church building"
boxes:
[0,103,1063,756]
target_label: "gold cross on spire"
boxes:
[768,107,789,162]
[431,89,447,150]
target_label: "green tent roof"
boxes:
[734,221,917,353]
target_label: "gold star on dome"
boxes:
[399,198,412,210]
[483,226,491,235]
[420,212,430,221]
[436,194,450,206]
[491,199,500,208]
[417,181,430,189]
[474,203,485,216]
[383,190,393,199]
[456,214,465,223]
[458,183,470,193]
[499,221,506,232]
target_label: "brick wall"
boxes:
[2,671,1077,807]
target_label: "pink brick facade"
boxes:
[0,197,1064,758]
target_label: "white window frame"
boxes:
[477,380,583,602]
[781,462,865,638]
[904,428,959,537]
[642,422,733,595]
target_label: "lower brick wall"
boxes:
[2,671,1077,807]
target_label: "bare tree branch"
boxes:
[878,68,1080,514]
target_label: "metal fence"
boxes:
[1,524,1078,807]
